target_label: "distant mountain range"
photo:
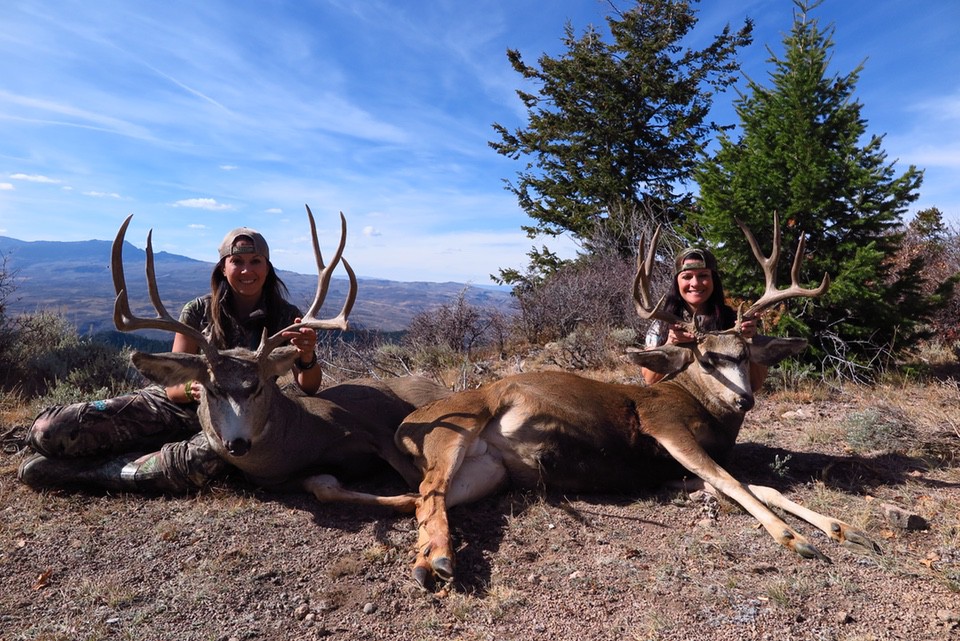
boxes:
[0,236,514,338]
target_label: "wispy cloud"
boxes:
[9,173,60,183]
[173,198,234,211]
[83,191,122,199]
[0,183,13,190]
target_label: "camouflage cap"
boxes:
[674,247,717,275]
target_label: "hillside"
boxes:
[0,236,513,335]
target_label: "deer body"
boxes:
[299,215,880,589]
[416,371,739,495]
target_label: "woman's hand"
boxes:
[282,321,317,365]
[666,324,696,345]
[739,317,758,338]
[284,320,322,394]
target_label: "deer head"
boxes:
[627,213,829,413]
[112,205,357,456]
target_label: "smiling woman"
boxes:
[17,222,323,493]
[641,245,765,388]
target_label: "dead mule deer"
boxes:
[300,213,880,589]
[112,207,449,489]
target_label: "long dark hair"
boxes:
[206,260,292,349]
[662,270,736,332]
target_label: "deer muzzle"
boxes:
[225,438,252,457]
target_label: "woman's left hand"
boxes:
[283,321,317,361]
[740,317,758,338]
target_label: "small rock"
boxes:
[879,502,928,530]
[836,611,854,624]
[294,604,311,621]
[363,602,377,615]
[937,609,959,623]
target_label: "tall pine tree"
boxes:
[491,0,752,272]
[692,0,938,377]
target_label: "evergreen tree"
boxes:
[491,0,752,275]
[692,0,938,377]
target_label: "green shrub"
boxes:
[841,405,916,454]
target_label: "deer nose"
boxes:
[736,394,755,412]
[225,438,251,457]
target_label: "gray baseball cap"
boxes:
[218,227,269,261]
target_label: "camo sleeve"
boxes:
[178,297,207,331]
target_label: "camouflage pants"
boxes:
[25,385,229,493]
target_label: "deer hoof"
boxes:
[841,529,882,556]
[412,565,432,591]
[431,557,455,582]
[794,540,831,563]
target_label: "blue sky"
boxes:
[1,0,958,284]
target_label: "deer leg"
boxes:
[745,484,881,555]
[397,402,505,590]
[654,434,832,561]
[302,474,418,512]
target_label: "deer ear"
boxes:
[625,345,693,374]
[131,351,208,386]
[260,345,300,378]
[748,335,808,366]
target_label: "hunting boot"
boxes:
[17,451,188,493]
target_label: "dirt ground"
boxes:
[1,380,958,641]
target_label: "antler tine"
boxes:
[111,214,218,360]
[632,224,686,327]
[738,212,831,318]
[302,206,348,320]
[257,208,357,358]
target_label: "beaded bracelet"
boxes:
[296,355,318,370]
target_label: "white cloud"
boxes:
[10,173,60,183]
[265,207,283,214]
[83,191,122,198]
[0,182,13,190]
[173,198,234,211]
[363,225,381,237]
[220,164,238,171]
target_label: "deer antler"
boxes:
[255,206,358,359]
[632,225,696,334]
[737,212,830,318]
[112,214,221,362]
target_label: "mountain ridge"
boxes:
[0,236,513,335]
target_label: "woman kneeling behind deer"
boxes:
[19,226,320,493]
[641,244,768,391]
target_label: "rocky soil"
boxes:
[1,381,958,641]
